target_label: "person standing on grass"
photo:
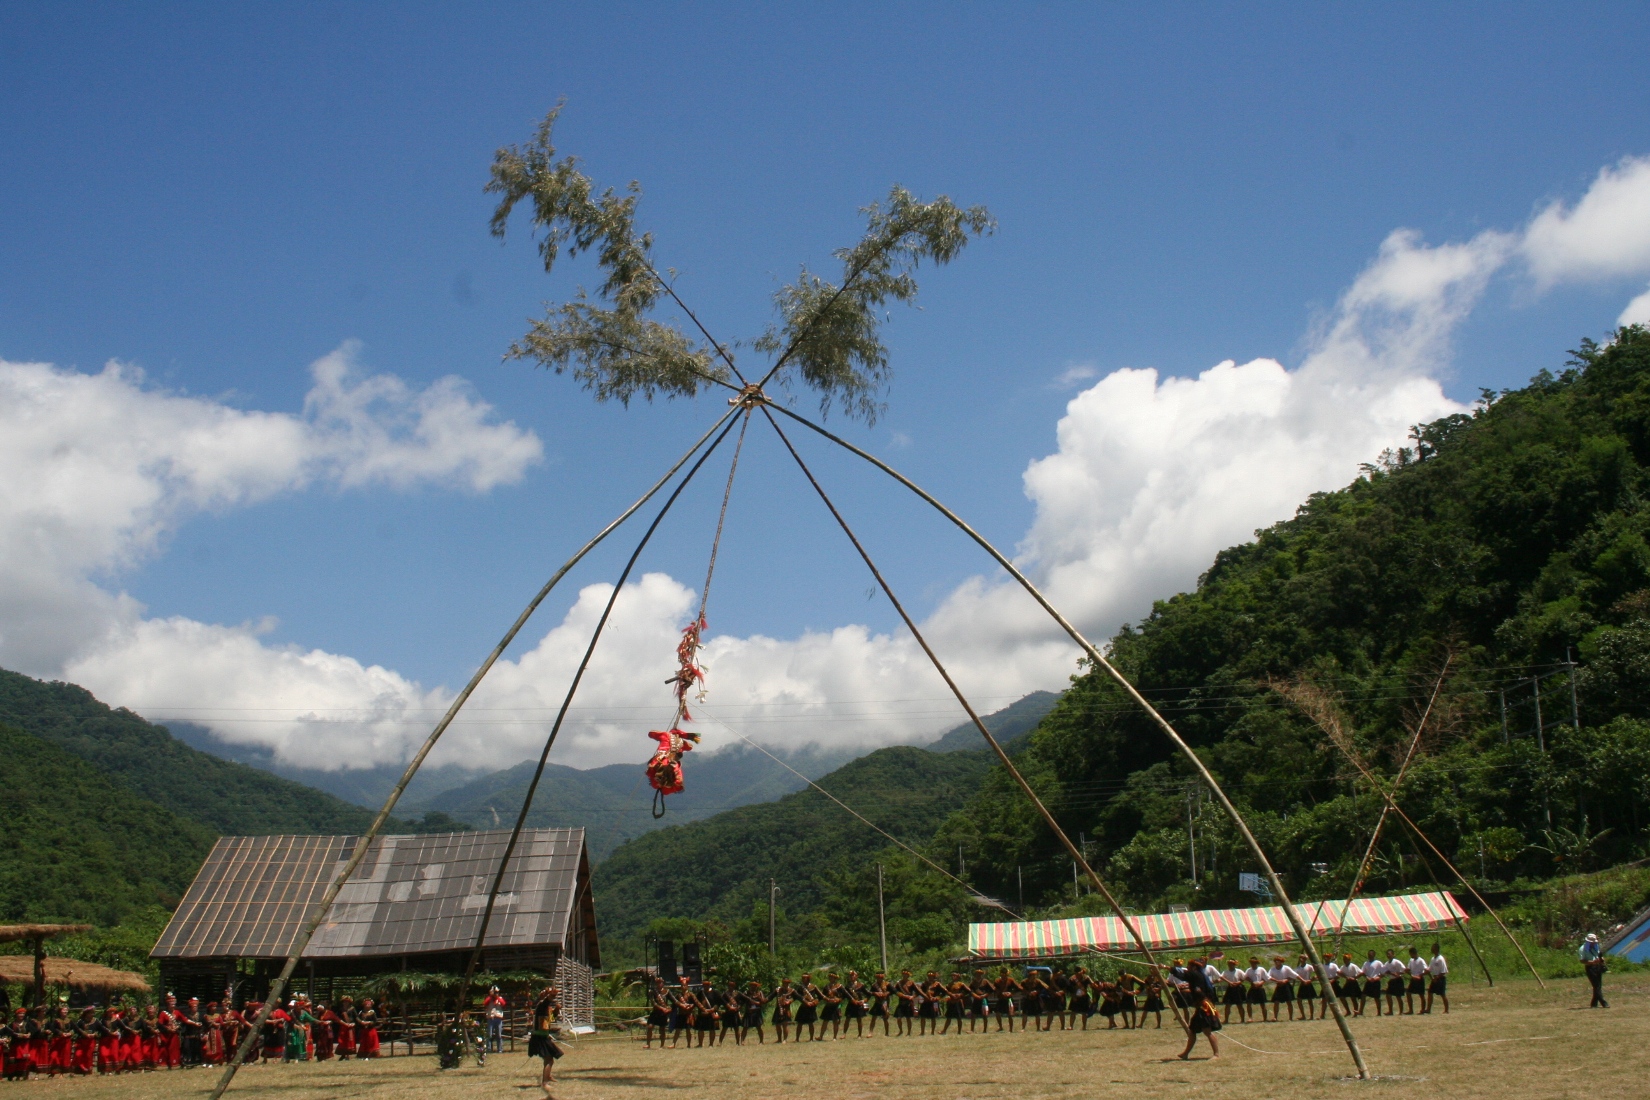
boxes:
[1176,956,1221,1061]
[1219,958,1246,1024]
[1404,947,1427,1015]
[1338,953,1360,1016]
[771,979,794,1043]
[742,981,769,1044]
[1361,951,1385,1016]
[821,973,845,1040]
[1384,950,1407,1015]
[528,986,562,1094]
[1580,933,1609,1008]
[846,971,870,1037]
[992,967,1020,1032]
[795,974,823,1042]
[1295,955,1319,1021]
[1425,944,1449,1014]
[868,972,891,1037]
[483,985,507,1054]
[1266,955,1297,1022]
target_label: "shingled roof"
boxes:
[151,827,597,968]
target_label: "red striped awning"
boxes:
[969,891,1467,958]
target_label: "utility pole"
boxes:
[958,845,965,877]
[768,880,778,957]
[1017,865,1023,914]
[1499,689,1508,744]
[1072,860,1080,902]
[1187,786,1198,887]
[1567,647,1581,730]
[1533,676,1544,752]
[876,863,888,975]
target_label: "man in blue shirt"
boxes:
[1579,933,1608,1008]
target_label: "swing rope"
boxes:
[456,410,748,1008]
[653,407,752,818]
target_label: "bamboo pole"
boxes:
[207,404,741,1099]
[1274,678,1544,988]
[767,402,1368,1078]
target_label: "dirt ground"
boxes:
[18,975,1646,1099]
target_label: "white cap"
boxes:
[1586,933,1600,942]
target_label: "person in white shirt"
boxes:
[1266,956,1300,1022]
[1323,955,1341,1006]
[1340,954,1364,1016]
[1244,958,1268,1021]
[1384,951,1407,1015]
[1219,961,1247,1025]
[1424,944,1449,1015]
[1404,947,1427,1015]
[1362,952,1385,1016]
[1294,955,1320,1020]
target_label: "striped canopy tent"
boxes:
[970,890,1467,959]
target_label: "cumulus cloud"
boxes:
[14,155,1650,773]
[1,343,541,675]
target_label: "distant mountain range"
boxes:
[168,690,1062,860]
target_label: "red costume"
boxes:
[157,1003,181,1068]
[95,1013,121,1073]
[355,1003,380,1057]
[646,727,698,796]
[313,1008,337,1060]
[71,1013,97,1075]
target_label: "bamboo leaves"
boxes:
[489,107,994,420]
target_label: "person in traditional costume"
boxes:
[868,972,891,1036]
[820,973,845,1039]
[1018,968,1045,1030]
[1114,968,1140,1029]
[1296,955,1320,1021]
[1,1009,29,1080]
[794,974,821,1042]
[1176,956,1222,1061]
[528,986,563,1094]
[312,1001,336,1061]
[138,1004,160,1069]
[334,995,357,1058]
[669,977,693,1048]
[1426,943,1450,1015]
[48,1002,72,1074]
[70,1007,97,1075]
[1141,972,1166,1028]
[284,1001,309,1062]
[644,979,671,1048]
[939,973,967,1035]
[770,979,794,1043]
[95,1006,122,1073]
[1383,949,1406,1016]
[691,981,719,1047]
[201,1003,225,1064]
[258,1001,288,1064]
[992,967,1020,1032]
[179,996,203,1066]
[1361,951,1385,1016]
[720,982,743,1044]
[355,997,381,1057]
[119,1002,144,1069]
[740,981,768,1044]
[919,971,944,1036]
[892,971,916,1036]
[157,993,182,1068]
[845,971,870,1037]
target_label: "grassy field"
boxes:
[19,974,1645,1099]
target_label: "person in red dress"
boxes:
[48,1003,73,1074]
[355,998,381,1058]
[312,1001,336,1061]
[70,1007,97,1075]
[24,1006,49,1075]
[95,1006,122,1073]
[334,996,357,1059]
[157,994,182,1069]
[138,1005,159,1070]
[121,1003,145,1070]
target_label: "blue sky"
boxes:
[4,3,1649,770]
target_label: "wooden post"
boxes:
[31,936,45,1008]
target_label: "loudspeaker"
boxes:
[681,940,702,984]
[658,940,678,985]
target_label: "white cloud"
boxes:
[1621,287,1650,328]
[1523,156,1650,288]
[0,343,541,676]
[14,155,1650,775]
[1053,363,1099,389]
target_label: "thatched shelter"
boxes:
[0,924,95,1006]
[0,957,149,995]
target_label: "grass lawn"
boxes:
[19,974,1644,1099]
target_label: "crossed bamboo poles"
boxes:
[211,311,1376,1100]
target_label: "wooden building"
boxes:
[150,827,598,1022]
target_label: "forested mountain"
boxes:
[598,328,1650,961]
[592,746,996,942]
[0,722,214,924]
[947,326,1650,913]
[0,670,452,836]
[923,690,1059,753]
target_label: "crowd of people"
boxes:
[0,991,385,1079]
[637,942,1453,1056]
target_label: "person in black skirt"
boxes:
[919,972,944,1037]
[669,978,694,1047]
[1219,958,1247,1024]
[1383,950,1407,1016]
[696,982,722,1048]
[1176,957,1221,1061]
[993,968,1021,1032]
[794,975,821,1042]
[720,984,743,1045]
[771,980,794,1043]
[1046,967,1070,1031]
[844,972,869,1037]
[739,982,767,1044]
[968,969,991,1034]
[892,971,916,1036]
[820,974,844,1040]
[1069,969,1095,1030]
[1114,969,1139,1030]
[868,973,892,1037]
[644,979,671,1049]
[1019,969,1044,1032]
[1097,979,1121,1029]
[1141,973,1166,1029]
[1295,955,1319,1021]
[527,987,562,1094]
[939,974,966,1036]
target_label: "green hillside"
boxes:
[0,723,215,925]
[924,690,1060,753]
[0,669,398,836]
[947,326,1650,917]
[592,746,995,942]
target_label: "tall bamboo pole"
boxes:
[207,404,741,1099]
[767,402,1368,1078]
